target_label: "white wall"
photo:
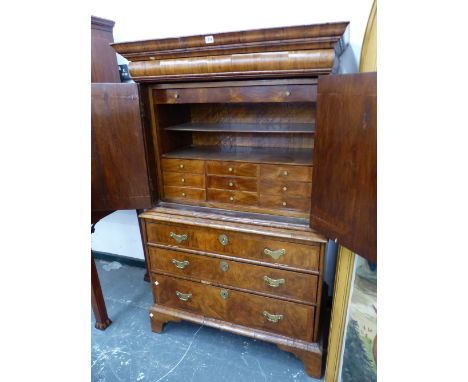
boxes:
[91,0,373,259]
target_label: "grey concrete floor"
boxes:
[92,260,324,382]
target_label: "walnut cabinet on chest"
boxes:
[93,22,377,378]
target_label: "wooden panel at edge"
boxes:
[92,83,152,210]
[310,73,376,262]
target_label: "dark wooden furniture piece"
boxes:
[91,16,121,330]
[311,73,377,262]
[101,22,376,378]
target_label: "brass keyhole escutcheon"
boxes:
[218,234,229,246]
[220,261,229,272]
[220,289,229,300]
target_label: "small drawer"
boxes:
[164,186,205,202]
[260,164,312,182]
[152,273,315,341]
[207,161,257,177]
[161,158,205,174]
[207,176,257,192]
[259,194,311,212]
[259,180,311,197]
[153,84,316,104]
[164,172,205,188]
[149,247,318,303]
[146,222,321,271]
[207,189,258,206]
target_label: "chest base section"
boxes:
[149,303,323,379]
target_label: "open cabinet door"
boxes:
[311,73,376,263]
[92,83,152,211]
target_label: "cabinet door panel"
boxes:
[92,83,152,210]
[310,73,376,262]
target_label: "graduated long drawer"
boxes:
[149,247,318,304]
[152,273,315,341]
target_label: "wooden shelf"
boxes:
[162,146,313,166]
[163,122,315,134]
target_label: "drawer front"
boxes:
[164,186,206,202]
[161,158,205,174]
[164,172,205,188]
[259,180,311,197]
[207,189,258,206]
[146,222,320,271]
[152,273,315,341]
[149,247,318,303]
[260,164,312,182]
[207,161,258,177]
[259,194,311,212]
[207,176,257,192]
[153,84,316,104]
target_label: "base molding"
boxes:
[149,304,322,378]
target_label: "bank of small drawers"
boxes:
[161,158,313,215]
[146,219,322,341]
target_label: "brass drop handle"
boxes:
[170,232,188,243]
[171,259,189,269]
[263,275,285,288]
[263,248,286,260]
[263,311,283,323]
[176,291,192,301]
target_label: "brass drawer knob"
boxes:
[229,196,234,201]
[282,186,287,191]
[229,182,234,187]
[179,164,184,169]
[181,178,185,183]
[182,192,186,197]
[219,289,229,300]
[228,167,233,172]
[170,232,188,243]
[282,201,287,207]
[220,261,229,272]
[285,90,291,97]
[263,275,285,288]
[218,234,229,246]
[176,291,192,301]
[174,93,179,99]
[283,170,288,176]
[263,311,283,323]
[264,248,286,260]
[171,259,189,269]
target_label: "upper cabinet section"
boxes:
[111,22,349,83]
